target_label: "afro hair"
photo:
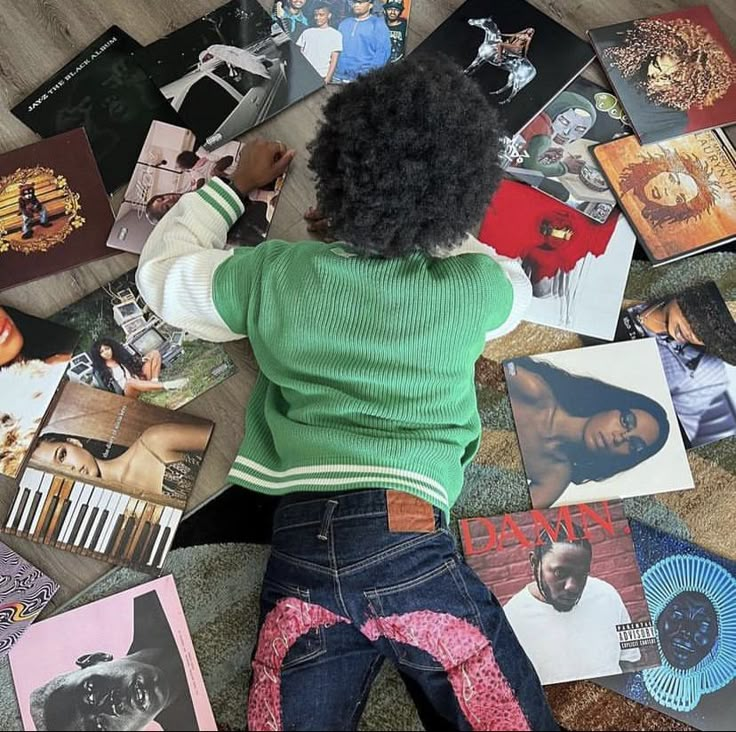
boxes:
[308,53,505,257]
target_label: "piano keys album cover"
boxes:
[3,381,214,571]
[0,307,79,479]
[106,120,285,255]
[11,27,183,194]
[0,129,114,292]
[9,575,216,731]
[133,0,324,152]
[459,501,660,685]
[0,541,58,660]
[478,180,636,341]
[50,269,237,411]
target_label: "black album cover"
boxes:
[413,0,594,135]
[11,28,183,194]
[134,0,324,151]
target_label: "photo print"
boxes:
[49,270,237,411]
[413,0,594,134]
[12,28,183,194]
[107,121,285,254]
[0,129,114,292]
[460,501,660,684]
[9,576,216,731]
[134,0,324,151]
[504,338,694,509]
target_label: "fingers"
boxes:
[272,148,296,177]
[304,206,325,221]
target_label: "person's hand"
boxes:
[274,0,285,18]
[231,139,296,195]
[563,154,585,174]
[304,206,336,242]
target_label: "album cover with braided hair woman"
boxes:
[589,6,736,145]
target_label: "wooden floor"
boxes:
[0,0,734,612]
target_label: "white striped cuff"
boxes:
[197,177,246,228]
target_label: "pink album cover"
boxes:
[9,575,216,731]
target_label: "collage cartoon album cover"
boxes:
[0,129,114,292]
[9,576,216,731]
[597,521,736,731]
[0,308,79,479]
[134,0,324,151]
[11,28,183,194]
[414,0,594,134]
[501,74,632,223]
[615,281,736,449]
[479,180,636,340]
[594,128,736,265]
[460,501,660,685]
[590,5,736,145]
[107,121,285,254]
[504,339,694,509]
[49,270,237,411]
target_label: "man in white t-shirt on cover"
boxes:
[297,2,343,82]
[502,523,641,685]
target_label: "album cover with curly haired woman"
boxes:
[589,6,736,145]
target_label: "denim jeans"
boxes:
[247,490,558,731]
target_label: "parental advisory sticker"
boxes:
[617,621,657,649]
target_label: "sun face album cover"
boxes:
[0,129,114,292]
[501,74,632,223]
[134,0,324,152]
[413,0,594,135]
[460,500,660,685]
[479,180,636,340]
[503,339,694,509]
[106,121,285,254]
[272,0,412,81]
[596,521,736,731]
[0,307,79,479]
[589,6,736,145]
[11,28,183,194]
[594,128,736,266]
[49,270,237,410]
[615,282,736,449]
[0,542,58,660]
[9,575,216,731]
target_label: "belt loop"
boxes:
[317,499,338,541]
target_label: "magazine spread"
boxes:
[9,575,216,731]
[11,28,183,194]
[504,339,694,509]
[3,381,214,571]
[414,0,594,135]
[589,5,736,145]
[134,0,324,151]
[594,128,736,265]
[459,501,660,685]
[0,308,79,479]
[0,129,114,292]
[501,74,632,223]
[106,121,285,254]
[596,520,736,731]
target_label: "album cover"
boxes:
[460,501,660,685]
[0,129,114,292]
[0,307,79,479]
[596,521,736,731]
[593,128,736,266]
[615,282,736,449]
[0,542,58,660]
[504,339,694,509]
[134,0,324,151]
[501,74,632,222]
[413,0,594,135]
[589,6,736,145]
[9,575,216,731]
[11,28,183,194]
[49,269,237,410]
[478,180,636,340]
[106,121,285,254]
[272,0,412,81]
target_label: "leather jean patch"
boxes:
[387,491,435,533]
